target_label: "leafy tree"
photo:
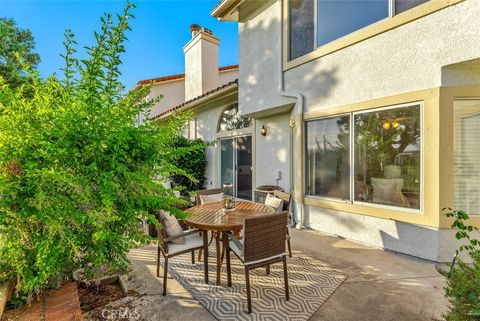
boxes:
[0,2,192,303]
[168,135,210,195]
[0,17,40,89]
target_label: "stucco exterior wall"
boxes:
[254,112,291,192]
[149,79,185,119]
[238,0,480,115]
[148,69,238,120]
[306,205,472,262]
[236,0,480,261]
[238,0,293,116]
[191,95,239,189]
[184,33,220,101]
[218,69,238,86]
[193,105,222,189]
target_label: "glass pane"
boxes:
[218,103,252,132]
[306,115,350,200]
[236,136,253,200]
[317,0,388,47]
[454,100,480,215]
[354,105,421,209]
[290,0,315,60]
[220,138,235,189]
[395,0,429,15]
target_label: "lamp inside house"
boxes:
[382,120,401,130]
[260,125,267,136]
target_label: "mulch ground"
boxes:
[78,283,126,313]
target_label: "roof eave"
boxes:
[152,81,238,121]
[211,0,244,21]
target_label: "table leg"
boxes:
[215,232,221,285]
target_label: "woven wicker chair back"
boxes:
[243,212,288,263]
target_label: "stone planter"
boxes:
[0,280,15,319]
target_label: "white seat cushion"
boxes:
[265,193,284,212]
[200,193,223,204]
[168,234,204,255]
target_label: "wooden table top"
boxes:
[185,201,275,232]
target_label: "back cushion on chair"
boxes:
[371,178,409,207]
[265,193,284,212]
[199,193,223,205]
[159,210,185,244]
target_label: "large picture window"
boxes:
[354,105,421,209]
[306,115,350,200]
[289,0,430,61]
[306,103,422,211]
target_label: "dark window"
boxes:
[306,115,350,200]
[317,0,388,47]
[290,0,315,60]
[218,103,252,132]
[288,0,431,61]
[395,0,429,15]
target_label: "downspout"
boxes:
[279,8,305,229]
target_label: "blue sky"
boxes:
[0,0,238,89]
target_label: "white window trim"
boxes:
[304,102,424,214]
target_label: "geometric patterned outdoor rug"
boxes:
[165,246,347,321]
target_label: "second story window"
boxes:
[289,0,430,61]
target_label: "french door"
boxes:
[220,135,253,200]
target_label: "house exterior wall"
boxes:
[235,0,480,261]
[240,0,480,116]
[184,32,220,101]
[219,69,238,86]
[254,113,291,192]
[149,79,185,119]
[146,68,238,120]
[191,94,240,189]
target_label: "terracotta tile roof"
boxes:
[150,79,238,121]
[137,64,238,86]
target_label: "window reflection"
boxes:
[316,0,388,47]
[306,115,350,200]
[290,0,315,60]
[354,105,421,209]
[217,103,252,133]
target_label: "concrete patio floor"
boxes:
[85,228,448,321]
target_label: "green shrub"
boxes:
[0,2,192,304]
[169,135,210,195]
[444,208,480,321]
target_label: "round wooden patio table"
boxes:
[185,201,274,285]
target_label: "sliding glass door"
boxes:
[220,135,253,200]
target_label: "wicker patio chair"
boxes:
[273,190,293,258]
[156,214,209,296]
[225,212,290,314]
[195,188,223,205]
[195,188,223,260]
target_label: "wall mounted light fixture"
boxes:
[260,125,267,136]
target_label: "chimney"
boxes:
[184,24,220,101]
